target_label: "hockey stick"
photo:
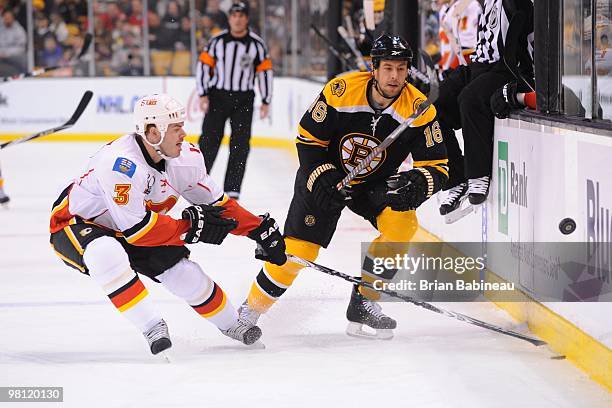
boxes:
[1,33,93,83]
[337,51,439,189]
[363,0,376,31]
[310,25,357,72]
[286,254,546,346]
[0,90,93,149]
[502,11,535,92]
[338,25,369,72]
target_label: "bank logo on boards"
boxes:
[498,141,529,235]
[498,141,508,234]
[586,179,611,284]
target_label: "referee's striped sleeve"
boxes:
[196,38,217,97]
[254,38,273,104]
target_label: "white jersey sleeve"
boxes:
[169,143,225,205]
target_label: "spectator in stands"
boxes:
[49,11,69,44]
[0,9,26,76]
[100,1,125,32]
[38,33,64,67]
[198,13,222,49]
[158,0,182,50]
[147,9,162,49]
[118,50,144,76]
[128,0,143,27]
[34,12,50,51]
[205,0,227,30]
[176,15,191,51]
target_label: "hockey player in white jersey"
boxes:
[49,94,286,355]
[437,0,482,73]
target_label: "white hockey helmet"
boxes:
[134,93,186,138]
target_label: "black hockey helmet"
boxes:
[371,34,413,68]
[229,1,249,16]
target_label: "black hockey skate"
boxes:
[143,319,172,355]
[220,318,263,346]
[346,285,396,340]
[439,182,472,224]
[467,176,490,205]
[0,191,10,206]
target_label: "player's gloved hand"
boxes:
[306,163,349,212]
[182,204,238,245]
[385,169,430,211]
[490,82,522,119]
[247,213,287,266]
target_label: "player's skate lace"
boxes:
[468,176,490,195]
[238,301,261,326]
[143,319,171,354]
[363,299,386,320]
[441,183,467,206]
[220,318,262,345]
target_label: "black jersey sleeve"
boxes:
[409,115,449,193]
[296,92,338,169]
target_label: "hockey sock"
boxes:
[157,258,237,330]
[247,237,321,313]
[361,208,418,300]
[83,236,161,332]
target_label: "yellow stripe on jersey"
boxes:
[387,83,437,127]
[321,71,437,127]
[297,124,329,147]
[322,72,370,109]
[51,196,69,217]
[125,212,159,244]
[63,226,84,255]
[414,159,450,178]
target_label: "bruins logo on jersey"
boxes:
[339,133,386,179]
[330,79,347,97]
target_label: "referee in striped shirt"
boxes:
[435,0,533,215]
[196,1,273,199]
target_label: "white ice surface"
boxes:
[0,142,610,407]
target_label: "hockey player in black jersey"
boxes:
[238,35,449,339]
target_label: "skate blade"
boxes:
[346,322,394,340]
[444,204,473,224]
[247,340,266,350]
[158,350,173,363]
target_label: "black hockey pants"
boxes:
[435,62,516,189]
[199,89,255,195]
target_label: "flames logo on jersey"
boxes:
[145,195,178,214]
[339,133,386,179]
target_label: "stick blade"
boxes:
[78,33,93,59]
[66,90,93,126]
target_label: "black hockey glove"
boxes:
[182,205,238,245]
[247,213,287,266]
[306,163,349,212]
[490,82,522,119]
[385,169,431,211]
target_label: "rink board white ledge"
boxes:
[1,78,610,390]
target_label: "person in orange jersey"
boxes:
[49,93,286,356]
